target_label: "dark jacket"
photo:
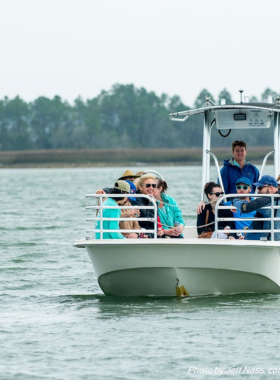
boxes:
[197,203,235,236]
[102,187,112,194]
[220,159,259,194]
[131,190,156,237]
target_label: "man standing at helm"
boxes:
[197,141,260,213]
[220,140,259,194]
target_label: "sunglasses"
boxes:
[145,183,157,188]
[210,192,224,197]
[257,185,269,190]
[236,185,250,190]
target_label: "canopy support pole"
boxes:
[274,112,280,178]
[201,111,211,201]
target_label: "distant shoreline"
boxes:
[0,147,274,168]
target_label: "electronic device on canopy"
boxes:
[216,90,274,130]
[215,108,273,130]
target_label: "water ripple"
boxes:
[1,166,280,380]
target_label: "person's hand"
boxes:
[238,235,244,240]
[231,208,237,214]
[174,225,184,235]
[123,209,134,217]
[166,228,178,236]
[127,233,138,239]
[228,236,235,240]
[123,209,140,218]
[132,209,140,218]
[197,201,206,214]
[157,228,164,236]
[96,189,106,194]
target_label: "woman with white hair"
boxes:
[131,174,158,237]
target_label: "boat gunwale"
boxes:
[74,238,280,248]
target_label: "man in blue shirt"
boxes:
[233,175,280,241]
[230,177,256,237]
[220,140,259,194]
[197,141,259,214]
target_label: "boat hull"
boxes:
[74,239,280,296]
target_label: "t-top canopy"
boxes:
[169,102,280,122]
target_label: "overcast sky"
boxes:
[1,0,279,106]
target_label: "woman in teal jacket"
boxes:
[95,180,130,239]
[154,179,185,238]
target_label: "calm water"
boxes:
[1,166,280,380]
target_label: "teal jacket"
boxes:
[157,193,185,232]
[95,198,126,239]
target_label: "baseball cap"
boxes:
[253,175,278,188]
[114,180,130,193]
[236,177,252,186]
[125,180,136,201]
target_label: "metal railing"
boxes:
[259,150,274,180]
[85,193,158,240]
[214,193,280,241]
[206,149,225,196]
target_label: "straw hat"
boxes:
[118,170,140,180]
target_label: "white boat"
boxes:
[74,92,280,297]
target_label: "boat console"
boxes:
[169,92,280,200]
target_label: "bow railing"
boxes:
[215,193,280,241]
[85,193,158,240]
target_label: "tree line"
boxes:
[0,85,278,151]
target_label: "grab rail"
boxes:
[258,150,274,180]
[85,193,158,240]
[206,150,225,195]
[214,193,280,241]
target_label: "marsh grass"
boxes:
[0,147,274,167]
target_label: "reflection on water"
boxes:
[55,292,280,319]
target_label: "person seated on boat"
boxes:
[197,140,259,214]
[227,177,256,239]
[232,175,280,241]
[133,171,155,190]
[96,169,141,195]
[153,179,185,238]
[119,180,144,239]
[133,176,141,189]
[95,180,131,239]
[197,182,235,239]
[135,171,144,178]
[95,174,142,219]
[130,173,158,238]
[118,170,140,181]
